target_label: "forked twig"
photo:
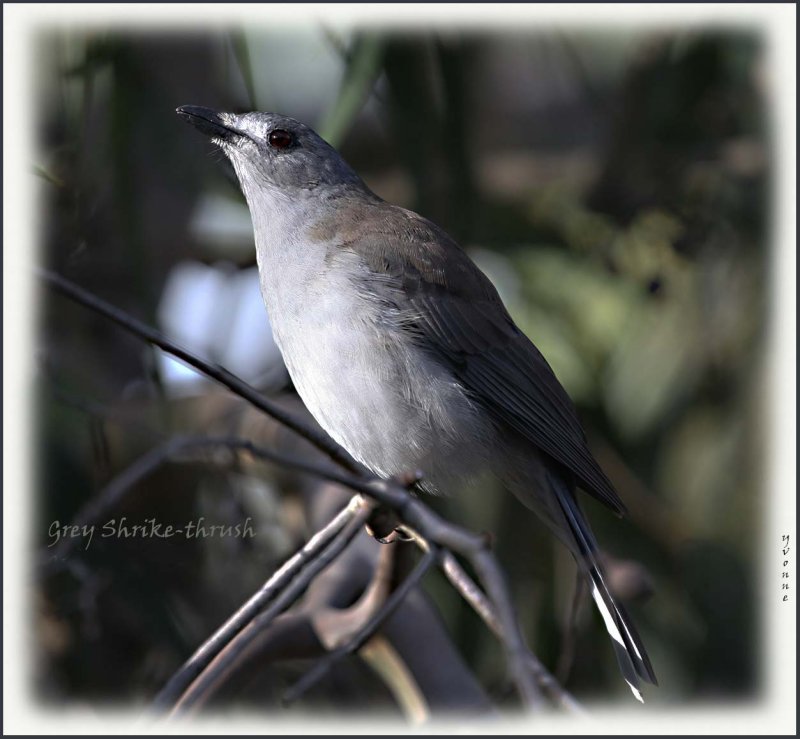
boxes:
[169,508,372,714]
[153,492,370,710]
[282,546,439,705]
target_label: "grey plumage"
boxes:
[178,105,658,699]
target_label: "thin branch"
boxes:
[38,268,360,474]
[42,426,563,711]
[471,548,546,711]
[402,527,544,709]
[308,540,396,651]
[283,545,439,705]
[440,549,501,633]
[153,493,370,710]
[153,441,549,710]
[169,508,371,715]
[357,636,430,725]
[415,537,584,715]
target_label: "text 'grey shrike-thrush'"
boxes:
[177,105,658,702]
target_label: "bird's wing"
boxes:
[341,204,626,516]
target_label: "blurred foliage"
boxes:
[34,25,768,711]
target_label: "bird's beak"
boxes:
[176,105,245,142]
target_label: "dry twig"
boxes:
[283,546,439,704]
[153,492,370,710]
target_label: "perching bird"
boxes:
[178,105,658,701]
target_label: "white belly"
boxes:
[260,263,490,490]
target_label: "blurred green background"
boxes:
[34,25,768,711]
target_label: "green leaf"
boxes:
[230,30,258,109]
[317,34,385,148]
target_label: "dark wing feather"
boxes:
[408,288,626,516]
[331,200,626,515]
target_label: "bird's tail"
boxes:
[551,477,658,702]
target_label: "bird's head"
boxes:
[177,105,364,196]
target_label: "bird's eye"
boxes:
[268,129,294,149]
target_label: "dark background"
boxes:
[34,25,768,711]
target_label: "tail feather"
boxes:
[552,478,657,701]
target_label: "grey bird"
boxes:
[177,105,658,701]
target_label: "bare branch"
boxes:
[168,508,372,715]
[439,549,501,633]
[152,492,370,710]
[356,636,430,725]
[309,539,396,652]
[419,540,584,714]
[283,545,439,705]
[158,485,494,717]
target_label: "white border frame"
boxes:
[4,3,796,735]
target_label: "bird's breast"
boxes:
[255,247,492,488]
